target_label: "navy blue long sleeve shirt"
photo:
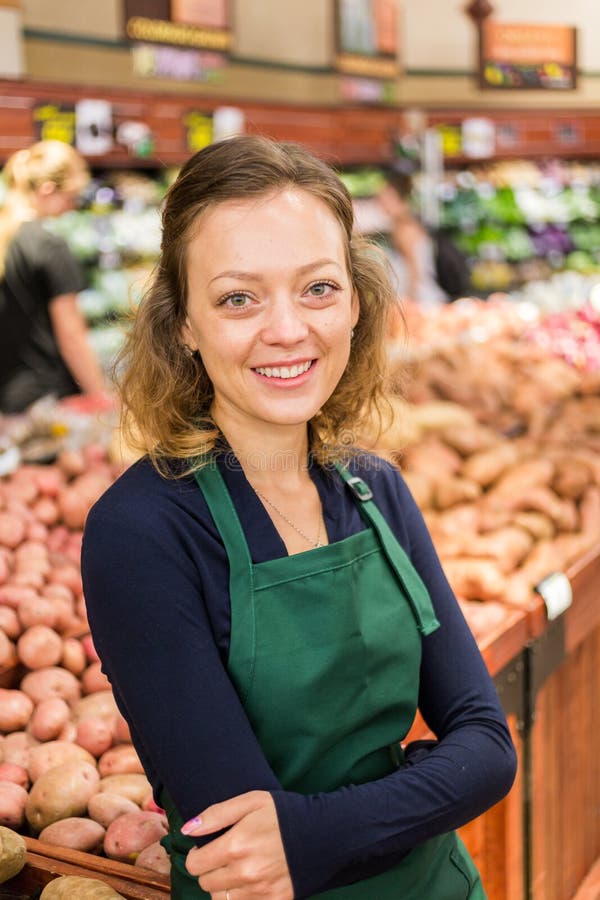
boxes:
[81,451,516,898]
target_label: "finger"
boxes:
[181,790,265,837]
[186,838,233,878]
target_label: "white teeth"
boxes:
[255,360,312,379]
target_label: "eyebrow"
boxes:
[208,258,343,286]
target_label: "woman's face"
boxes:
[182,187,359,436]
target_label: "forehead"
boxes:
[187,188,347,267]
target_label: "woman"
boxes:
[82,136,516,899]
[0,140,107,412]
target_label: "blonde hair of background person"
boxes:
[0,140,108,407]
[117,136,397,473]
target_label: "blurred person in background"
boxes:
[0,140,108,413]
[379,170,470,309]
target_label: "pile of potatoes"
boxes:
[375,300,600,636]
[0,445,170,878]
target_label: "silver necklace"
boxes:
[255,490,323,548]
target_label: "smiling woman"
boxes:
[81,136,516,900]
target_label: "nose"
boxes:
[260,297,310,346]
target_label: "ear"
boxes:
[37,180,58,198]
[180,317,197,353]
[350,289,360,328]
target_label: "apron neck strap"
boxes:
[335,463,440,636]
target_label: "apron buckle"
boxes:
[345,476,373,502]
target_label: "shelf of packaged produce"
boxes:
[4,836,170,898]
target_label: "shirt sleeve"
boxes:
[37,227,87,301]
[269,467,517,897]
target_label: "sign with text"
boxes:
[33,103,76,145]
[480,21,577,90]
[124,0,231,53]
[335,0,400,80]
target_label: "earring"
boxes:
[182,344,196,358]
[351,328,355,340]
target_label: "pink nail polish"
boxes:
[181,816,202,835]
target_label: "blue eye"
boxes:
[307,281,337,297]
[221,293,250,308]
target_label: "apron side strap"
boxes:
[335,463,440,637]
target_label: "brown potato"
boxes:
[0,825,26,884]
[97,774,153,807]
[25,760,100,831]
[71,691,119,724]
[40,876,126,899]
[28,740,96,782]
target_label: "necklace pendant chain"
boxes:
[255,490,323,549]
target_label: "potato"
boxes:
[98,774,153,807]
[88,792,140,828]
[0,689,34,733]
[98,745,144,777]
[17,624,63,670]
[25,760,100,831]
[40,875,126,899]
[0,762,29,789]
[81,661,111,694]
[71,690,118,724]
[18,595,58,630]
[0,825,26,884]
[39,816,105,852]
[28,697,71,742]
[112,715,131,745]
[0,513,26,549]
[0,731,38,768]
[61,637,87,676]
[28,740,96,782]
[0,780,28,828]
[76,717,114,758]
[104,810,168,861]
[0,630,16,670]
[21,666,81,705]
[0,607,21,640]
[135,840,171,875]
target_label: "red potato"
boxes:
[104,810,168,862]
[0,762,29,789]
[30,498,60,527]
[142,794,165,815]
[61,638,87,676]
[17,625,64,670]
[0,731,39,768]
[98,745,144,778]
[135,840,171,875]
[58,720,77,743]
[21,666,81,705]
[41,583,74,604]
[0,585,38,610]
[28,697,71,742]
[56,448,86,479]
[0,780,28,828]
[34,466,67,498]
[47,597,78,635]
[25,760,100,831]
[0,689,34,733]
[76,717,114,758]
[47,565,82,598]
[0,552,9,585]
[14,540,48,561]
[0,630,17,670]
[39,816,105,853]
[81,634,100,663]
[10,569,45,590]
[25,520,49,543]
[56,489,90,531]
[46,525,70,554]
[0,513,26,549]
[0,607,20,640]
[18,596,58,630]
[112,715,131,745]
[88,792,140,828]
[81,662,111,695]
[28,740,96,782]
[82,443,108,468]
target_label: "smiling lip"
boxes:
[252,359,316,383]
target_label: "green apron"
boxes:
[161,463,486,899]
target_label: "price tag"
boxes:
[534,572,572,621]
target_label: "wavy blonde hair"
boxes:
[117,136,399,475]
[0,140,88,278]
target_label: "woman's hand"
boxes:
[182,790,294,899]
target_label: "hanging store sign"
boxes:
[480,21,577,90]
[124,0,231,52]
[132,43,225,81]
[335,0,400,80]
[33,103,76,145]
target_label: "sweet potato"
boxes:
[39,816,105,853]
[442,558,507,602]
[0,781,28,828]
[488,457,554,498]
[88,792,140,828]
[461,442,520,487]
[25,760,100,831]
[28,740,96,783]
[104,810,168,861]
[433,475,481,510]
